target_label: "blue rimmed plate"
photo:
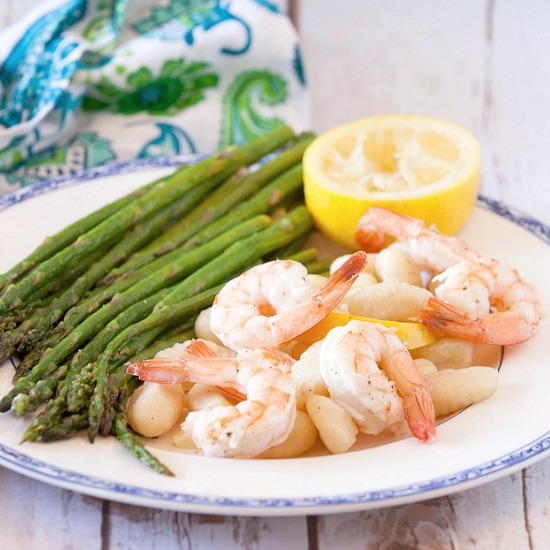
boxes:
[0,158,548,516]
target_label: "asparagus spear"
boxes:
[102,133,313,284]
[59,161,306,334]
[11,216,269,403]
[0,176,166,295]
[0,126,293,315]
[0,242,110,337]
[113,411,174,476]
[25,199,269,358]
[39,412,88,442]
[305,258,336,274]
[268,232,312,261]
[180,163,304,252]
[283,248,318,264]
[88,207,312,439]
[21,363,95,442]
[11,363,69,416]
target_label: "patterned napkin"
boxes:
[0,0,309,193]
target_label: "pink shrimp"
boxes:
[210,251,367,350]
[320,320,435,442]
[354,207,479,272]
[126,341,296,458]
[355,208,542,345]
[418,259,542,345]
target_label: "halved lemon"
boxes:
[304,115,480,249]
[290,312,437,358]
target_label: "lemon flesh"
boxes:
[304,115,480,249]
[295,312,437,350]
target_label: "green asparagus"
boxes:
[283,248,318,264]
[180,163,304,252]
[0,125,293,315]
[102,133,313,284]
[113,411,174,476]
[0,176,167,295]
[305,257,336,274]
[88,207,312,439]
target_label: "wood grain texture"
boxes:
[316,473,546,550]
[0,467,103,549]
[104,502,308,550]
[0,0,549,548]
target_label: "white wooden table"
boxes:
[1,1,549,548]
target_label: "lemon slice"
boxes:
[292,312,436,355]
[304,115,480,249]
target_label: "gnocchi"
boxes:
[306,395,358,454]
[290,341,329,409]
[347,282,432,321]
[194,308,223,346]
[127,382,186,438]
[261,411,318,458]
[187,383,232,411]
[374,247,422,286]
[426,367,498,417]
[412,337,474,369]
[414,358,438,376]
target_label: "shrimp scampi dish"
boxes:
[124,213,540,460]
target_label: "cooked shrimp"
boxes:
[355,207,479,272]
[320,320,435,442]
[210,252,367,351]
[418,259,542,345]
[355,209,542,344]
[126,341,297,458]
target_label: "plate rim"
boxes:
[0,157,549,514]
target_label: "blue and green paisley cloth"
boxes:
[0,0,309,191]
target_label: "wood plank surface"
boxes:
[0,1,548,549]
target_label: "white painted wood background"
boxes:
[1,0,549,548]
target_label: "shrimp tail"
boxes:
[354,222,386,252]
[404,385,436,443]
[184,342,247,400]
[218,387,247,402]
[185,340,216,358]
[126,357,188,384]
[317,251,367,300]
[418,296,535,345]
[418,296,484,335]
[354,207,425,251]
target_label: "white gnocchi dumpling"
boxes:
[306,395,358,454]
[261,411,318,459]
[194,308,223,346]
[347,282,432,321]
[374,247,422,287]
[425,367,498,417]
[187,383,232,411]
[414,358,438,376]
[412,337,474,369]
[290,341,329,409]
[127,382,186,438]
[330,253,379,278]
[307,274,328,292]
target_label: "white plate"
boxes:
[0,157,548,516]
